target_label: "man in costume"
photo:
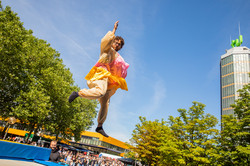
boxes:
[69,21,129,137]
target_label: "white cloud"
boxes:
[144,77,167,117]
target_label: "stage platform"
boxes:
[0,159,44,166]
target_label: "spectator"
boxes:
[49,140,60,162]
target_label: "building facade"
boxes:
[220,46,250,116]
[70,131,129,156]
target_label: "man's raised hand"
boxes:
[112,21,119,34]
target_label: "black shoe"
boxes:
[95,127,109,137]
[69,91,79,103]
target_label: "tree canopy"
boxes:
[219,83,250,165]
[0,2,97,141]
[128,96,250,165]
[128,102,220,166]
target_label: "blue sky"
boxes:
[2,0,250,142]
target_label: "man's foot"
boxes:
[95,126,109,137]
[69,91,79,103]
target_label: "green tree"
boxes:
[168,102,220,166]
[20,27,97,141]
[219,83,250,165]
[232,83,250,145]
[0,2,31,137]
[12,82,52,141]
[14,17,98,142]
[128,102,220,166]
[0,3,28,117]
[0,2,98,140]
[128,116,175,166]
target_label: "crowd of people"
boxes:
[49,140,128,166]
[56,151,126,166]
[6,136,39,146]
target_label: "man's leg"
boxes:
[95,88,117,137]
[69,78,108,103]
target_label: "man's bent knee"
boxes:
[96,89,106,98]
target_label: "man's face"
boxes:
[111,39,122,51]
[50,141,57,151]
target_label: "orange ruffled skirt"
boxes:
[85,67,128,91]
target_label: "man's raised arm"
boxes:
[100,21,119,54]
[112,21,119,34]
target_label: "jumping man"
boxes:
[69,21,129,137]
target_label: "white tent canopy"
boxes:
[99,152,121,159]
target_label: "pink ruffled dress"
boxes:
[85,31,129,90]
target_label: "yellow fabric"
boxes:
[85,66,128,91]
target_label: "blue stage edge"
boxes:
[0,140,64,166]
[0,140,51,161]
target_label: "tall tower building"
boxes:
[220,46,250,116]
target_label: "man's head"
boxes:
[111,36,124,51]
[50,140,57,151]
